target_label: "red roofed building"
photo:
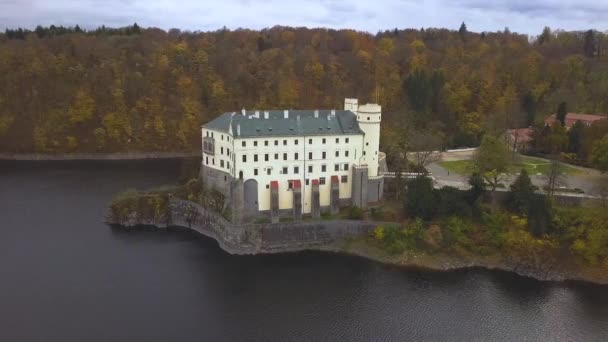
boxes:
[544,113,607,129]
[507,127,533,152]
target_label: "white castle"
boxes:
[200,98,384,223]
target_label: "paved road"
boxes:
[427,160,604,196]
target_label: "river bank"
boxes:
[107,189,608,286]
[0,151,199,160]
[315,238,608,285]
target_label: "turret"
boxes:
[355,102,381,177]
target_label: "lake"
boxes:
[1,160,607,341]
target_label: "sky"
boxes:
[1,0,607,35]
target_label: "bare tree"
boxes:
[407,129,443,173]
[545,159,565,198]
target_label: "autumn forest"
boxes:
[0,24,607,158]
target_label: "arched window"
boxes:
[239,171,243,180]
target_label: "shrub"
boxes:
[347,206,364,220]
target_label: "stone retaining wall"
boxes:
[169,199,387,255]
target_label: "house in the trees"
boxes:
[544,113,607,129]
[200,98,384,223]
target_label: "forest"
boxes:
[1,24,607,159]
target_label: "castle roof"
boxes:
[203,109,364,138]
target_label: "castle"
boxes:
[200,98,384,223]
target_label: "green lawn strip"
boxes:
[439,157,580,176]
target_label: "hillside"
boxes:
[0,25,607,154]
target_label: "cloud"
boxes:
[0,0,606,35]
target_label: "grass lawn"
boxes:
[439,155,581,176]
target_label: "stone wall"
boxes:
[169,199,386,255]
[200,164,232,196]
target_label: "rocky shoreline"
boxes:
[0,151,199,161]
[108,198,608,286]
[314,239,608,285]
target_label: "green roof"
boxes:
[203,110,364,137]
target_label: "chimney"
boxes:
[314,110,319,118]
[264,111,269,119]
[284,110,289,119]
[241,108,246,116]
[237,123,241,136]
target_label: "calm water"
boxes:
[1,160,608,342]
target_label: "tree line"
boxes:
[1,24,607,154]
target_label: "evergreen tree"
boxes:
[404,176,436,220]
[467,172,485,204]
[458,22,467,37]
[507,169,538,215]
[556,102,568,127]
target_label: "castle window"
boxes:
[363,151,366,155]
[295,140,299,145]
[227,149,230,156]
[221,147,224,154]
[322,138,326,144]
[308,138,312,144]
[267,168,271,175]
[242,141,246,147]
[254,168,259,176]
[322,151,326,159]
[242,155,247,163]
[282,167,288,174]
[305,179,310,185]
[220,160,224,168]
[308,152,313,160]
[295,153,299,160]
[254,141,258,147]
[341,175,348,183]
[205,157,208,165]
[336,138,339,143]
[288,181,293,190]
[335,151,339,157]
[366,142,369,146]
[206,131,209,137]
[343,163,349,171]
[227,162,230,169]
[367,117,370,120]
[308,165,313,173]
[266,184,269,189]
[212,158,215,165]
[221,135,224,140]
[294,166,299,174]
[346,138,349,143]
[274,140,278,146]
[265,154,269,161]
[334,164,339,171]
[283,153,287,161]
[274,153,278,160]
[254,154,258,162]
[265,140,268,146]
[321,165,326,172]
[345,150,349,157]
[319,177,326,185]
[283,140,287,146]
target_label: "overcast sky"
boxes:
[1,0,606,35]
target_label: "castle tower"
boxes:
[347,100,381,177]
